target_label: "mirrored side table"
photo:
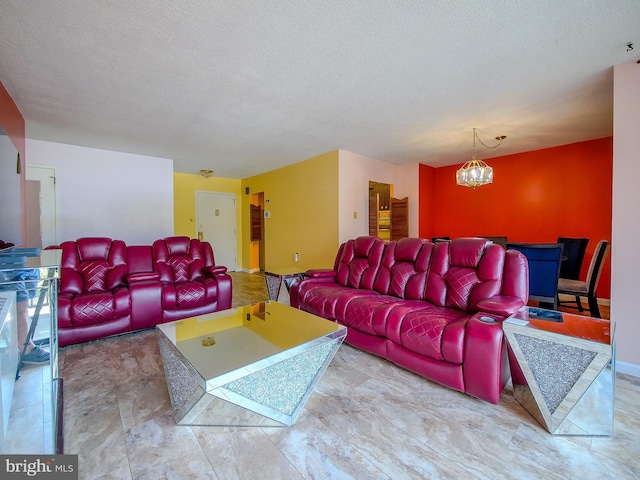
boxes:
[503,306,615,436]
[264,268,305,305]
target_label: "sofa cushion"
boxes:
[340,295,400,335]
[373,238,432,299]
[444,267,480,311]
[424,238,503,312]
[300,284,378,319]
[334,236,385,290]
[79,260,110,291]
[397,307,468,362]
[343,298,430,337]
[174,282,208,308]
[69,288,130,326]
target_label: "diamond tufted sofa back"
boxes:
[153,236,211,283]
[424,237,505,312]
[60,237,127,294]
[58,238,131,342]
[152,236,231,322]
[373,237,432,299]
[334,236,385,290]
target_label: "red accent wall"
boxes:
[419,137,612,299]
[0,81,26,244]
[418,164,435,239]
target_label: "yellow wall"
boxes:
[241,151,340,272]
[173,173,243,267]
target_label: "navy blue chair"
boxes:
[506,243,564,310]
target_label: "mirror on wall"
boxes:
[0,125,22,246]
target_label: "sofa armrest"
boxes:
[127,272,160,283]
[129,278,163,330]
[290,273,337,309]
[463,315,510,404]
[204,265,228,275]
[476,296,526,317]
[304,269,337,279]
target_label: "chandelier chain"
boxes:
[474,128,505,150]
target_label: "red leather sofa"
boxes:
[57,236,232,347]
[290,236,529,404]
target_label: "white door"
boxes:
[26,166,57,248]
[196,191,237,271]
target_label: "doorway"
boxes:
[26,165,57,248]
[249,192,265,272]
[369,181,392,240]
[195,191,237,271]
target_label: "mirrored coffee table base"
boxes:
[157,302,346,427]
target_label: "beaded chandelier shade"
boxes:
[456,128,506,189]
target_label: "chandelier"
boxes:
[199,169,214,178]
[456,128,506,188]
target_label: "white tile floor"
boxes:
[4,273,639,479]
[56,330,640,479]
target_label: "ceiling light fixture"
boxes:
[456,128,506,189]
[200,169,214,178]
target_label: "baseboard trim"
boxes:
[616,360,640,377]
[240,267,261,274]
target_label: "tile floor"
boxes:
[11,273,640,478]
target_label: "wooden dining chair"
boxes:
[557,240,610,318]
[506,242,564,310]
[557,237,589,280]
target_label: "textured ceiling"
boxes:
[0,1,639,178]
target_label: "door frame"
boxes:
[195,191,238,271]
[25,164,58,248]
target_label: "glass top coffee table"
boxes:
[156,301,346,426]
[503,306,615,435]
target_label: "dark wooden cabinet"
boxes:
[250,204,262,241]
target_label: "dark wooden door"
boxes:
[390,197,408,240]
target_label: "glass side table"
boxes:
[0,248,63,453]
[503,306,615,436]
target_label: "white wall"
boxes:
[338,149,419,243]
[612,61,640,376]
[0,135,21,245]
[25,139,174,245]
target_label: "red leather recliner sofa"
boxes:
[290,236,529,404]
[57,236,232,347]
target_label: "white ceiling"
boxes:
[0,1,638,178]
